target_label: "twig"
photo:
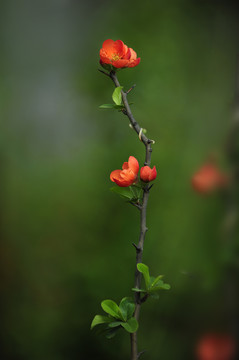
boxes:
[98,69,110,77]
[129,201,142,210]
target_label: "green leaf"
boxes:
[150,283,171,291]
[137,263,150,290]
[91,315,112,329]
[119,297,135,321]
[130,185,143,201]
[108,321,122,328]
[110,187,134,200]
[132,288,146,293]
[112,86,123,105]
[150,275,164,287]
[121,317,138,333]
[101,300,121,319]
[99,104,115,109]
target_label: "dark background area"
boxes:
[0,0,239,359]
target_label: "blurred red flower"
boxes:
[140,165,157,182]
[196,334,236,360]
[100,39,140,69]
[110,156,139,187]
[191,163,228,194]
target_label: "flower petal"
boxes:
[112,59,130,68]
[122,162,129,170]
[120,169,135,182]
[110,169,122,182]
[102,39,115,57]
[128,156,139,175]
[99,52,112,64]
[114,40,125,57]
[128,48,137,60]
[113,178,133,187]
[128,57,141,68]
[124,47,131,60]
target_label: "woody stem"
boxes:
[109,70,153,360]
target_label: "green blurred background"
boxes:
[1,0,239,359]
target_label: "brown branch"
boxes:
[108,70,153,360]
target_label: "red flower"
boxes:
[110,156,139,187]
[140,166,157,182]
[100,39,141,69]
[191,163,228,194]
[196,334,236,360]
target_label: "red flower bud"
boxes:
[110,156,139,187]
[191,163,228,194]
[140,166,157,182]
[100,39,141,69]
[196,334,236,360]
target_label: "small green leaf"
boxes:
[91,315,112,329]
[130,185,143,201]
[121,317,138,333]
[151,283,171,291]
[137,263,150,289]
[110,187,134,200]
[132,288,146,293]
[101,300,121,319]
[119,297,135,321]
[112,86,123,105]
[99,104,115,109]
[113,104,125,110]
[150,275,164,287]
[108,321,122,328]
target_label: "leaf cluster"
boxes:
[110,184,143,204]
[91,298,138,339]
[132,263,171,300]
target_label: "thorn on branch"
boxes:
[98,69,110,77]
[126,84,136,94]
[148,184,154,191]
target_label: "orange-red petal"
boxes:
[122,162,129,170]
[113,40,125,57]
[128,57,141,68]
[120,169,135,182]
[128,48,137,60]
[99,53,112,64]
[113,178,133,187]
[128,156,139,175]
[112,59,130,68]
[102,39,115,57]
[110,169,122,182]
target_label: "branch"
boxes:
[107,70,153,360]
[109,71,154,166]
